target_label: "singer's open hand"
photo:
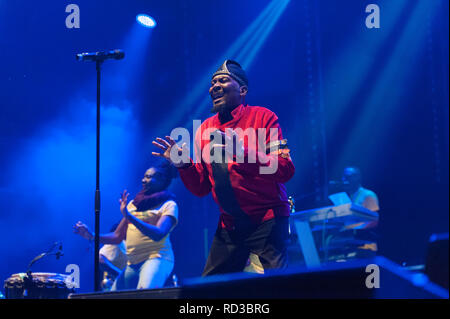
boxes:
[73,221,94,241]
[152,136,189,168]
[119,190,129,217]
[211,130,244,158]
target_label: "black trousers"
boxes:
[202,216,290,276]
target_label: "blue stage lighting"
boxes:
[136,14,156,28]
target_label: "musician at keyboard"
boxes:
[328,166,380,258]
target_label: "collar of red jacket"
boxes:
[211,104,247,128]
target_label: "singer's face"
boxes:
[141,168,164,193]
[209,75,243,113]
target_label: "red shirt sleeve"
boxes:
[177,127,212,197]
[239,111,295,183]
[178,160,212,197]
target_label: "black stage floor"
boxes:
[69,256,448,299]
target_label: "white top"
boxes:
[99,241,127,270]
[125,200,178,265]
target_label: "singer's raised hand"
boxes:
[119,190,129,217]
[152,136,188,168]
[211,130,244,158]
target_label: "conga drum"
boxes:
[4,272,75,299]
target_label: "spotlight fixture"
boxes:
[136,14,156,28]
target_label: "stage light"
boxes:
[155,0,290,131]
[333,0,441,172]
[136,14,156,28]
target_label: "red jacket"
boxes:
[178,104,295,229]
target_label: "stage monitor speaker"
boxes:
[425,233,449,290]
[69,256,448,299]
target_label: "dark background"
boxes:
[0,0,448,293]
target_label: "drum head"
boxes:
[4,272,75,299]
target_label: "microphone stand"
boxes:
[77,50,124,292]
[94,60,102,292]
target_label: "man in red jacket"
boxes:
[152,60,295,276]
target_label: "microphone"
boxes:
[27,241,64,271]
[76,49,125,62]
[56,243,63,260]
[210,130,225,144]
